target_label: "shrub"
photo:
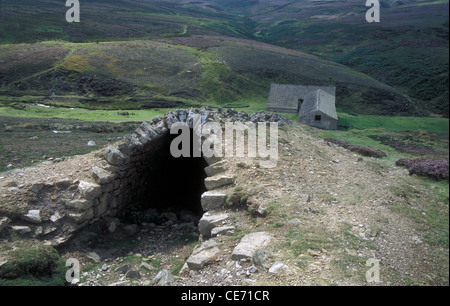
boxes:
[326,138,387,158]
[395,158,416,168]
[347,145,387,158]
[325,138,351,149]
[369,134,448,157]
[396,158,449,181]
[0,244,66,283]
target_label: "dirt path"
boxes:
[222,123,448,285]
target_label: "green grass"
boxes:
[0,95,290,123]
[170,257,186,276]
[389,178,449,249]
[336,113,449,133]
[331,254,368,281]
[318,112,449,164]
[312,111,448,283]
[287,226,334,256]
[0,36,425,117]
[0,116,140,173]
[1,0,447,117]
[387,177,449,283]
[0,105,169,122]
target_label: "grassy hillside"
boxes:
[0,0,253,44]
[221,0,449,116]
[0,37,423,116]
[0,0,447,116]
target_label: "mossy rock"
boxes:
[0,244,66,285]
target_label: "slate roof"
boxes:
[267,84,336,112]
[298,89,338,120]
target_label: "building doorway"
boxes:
[298,99,304,112]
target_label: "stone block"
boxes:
[65,199,94,211]
[211,226,235,237]
[204,175,235,190]
[104,146,126,166]
[21,210,42,224]
[92,166,115,185]
[69,208,94,223]
[186,239,220,270]
[204,161,226,177]
[78,181,102,200]
[198,212,229,237]
[201,191,227,211]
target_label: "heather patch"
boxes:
[325,138,387,158]
[369,133,448,158]
[396,158,449,181]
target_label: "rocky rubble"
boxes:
[215,108,292,126]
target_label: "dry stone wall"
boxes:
[0,108,290,247]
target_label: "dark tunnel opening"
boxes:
[124,128,208,225]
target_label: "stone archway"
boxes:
[0,108,290,246]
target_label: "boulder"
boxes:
[115,264,131,274]
[92,166,115,184]
[151,269,174,286]
[252,250,268,271]
[161,212,177,222]
[121,133,142,153]
[139,262,153,271]
[97,195,109,216]
[86,252,101,263]
[55,178,72,189]
[21,210,42,224]
[68,208,94,223]
[10,226,32,235]
[125,270,141,279]
[104,146,126,166]
[186,239,220,270]
[30,183,44,194]
[257,205,267,217]
[204,156,222,166]
[106,218,121,233]
[211,226,235,237]
[198,212,229,237]
[231,232,272,261]
[139,121,159,139]
[269,262,289,275]
[78,181,101,200]
[123,224,139,235]
[50,212,63,223]
[0,217,11,232]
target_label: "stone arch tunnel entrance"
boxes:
[0,109,290,252]
[123,128,208,225]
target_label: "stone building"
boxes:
[298,89,338,130]
[266,84,338,130]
